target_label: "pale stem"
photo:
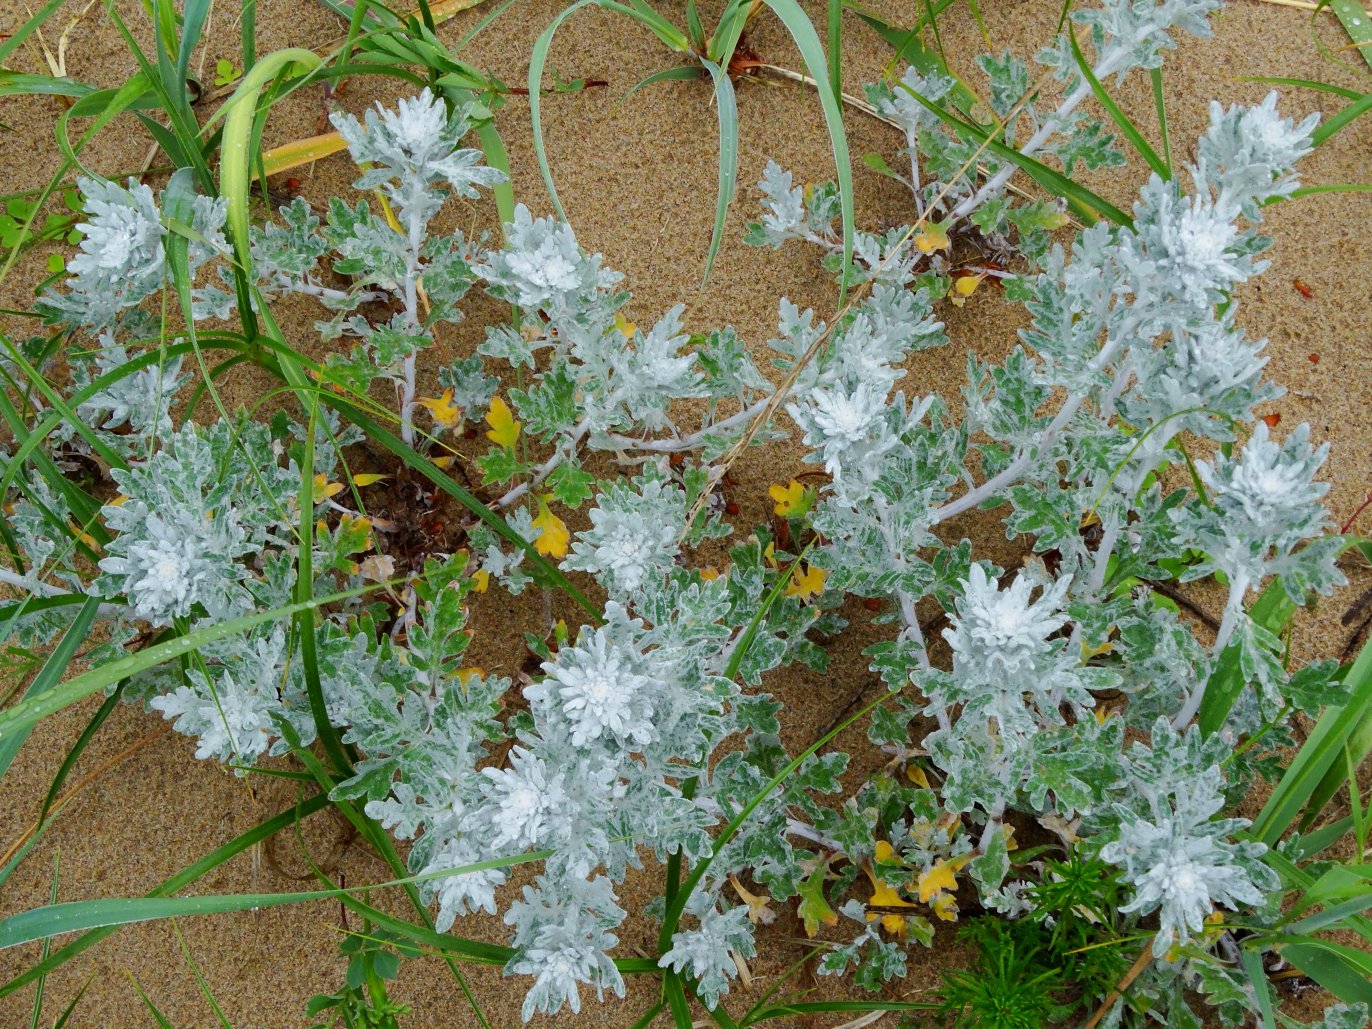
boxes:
[496,419,591,510]
[399,202,426,447]
[1171,571,1251,729]
[931,332,1128,526]
[0,567,123,618]
[1088,516,1121,594]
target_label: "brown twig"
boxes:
[1085,941,1155,1029]
[1143,579,1221,631]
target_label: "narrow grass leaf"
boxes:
[699,58,739,285]
[0,586,382,747]
[0,597,100,780]
[1070,26,1168,178]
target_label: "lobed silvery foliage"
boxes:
[1,3,1357,1024]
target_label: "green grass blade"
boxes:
[1278,938,1372,1005]
[658,691,889,952]
[1313,90,1372,148]
[0,0,67,65]
[0,792,332,999]
[759,0,856,296]
[1302,642,1372,825]
[320,394,600,619]
[827,0,843,106]
[172,923,233,1028]
[293,401,356,780]
[528,0,599,221]
[0,585,382,747]
[0,850,547,950]
[473,116,516,235]
[1331,0,1372,73]
[129,977,175,1029]
[1254,637,1372,846]
[1236,75,1362,101]
[27,856,60,1029]
[901,86,1132,225]
[1239,945,1277,1029]
[49,975,93,1029]
[664,972,692,1027]
[624,65,703,100]
[699,58,739,285]
[0,597,101,780]
[849,4,979,114]
[1070,25,1168,178]
[39,683,130,825]
[1289,183,1372,198]
[1150,67,1171,174]
[220,48,325,269]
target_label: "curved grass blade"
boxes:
[1330,0,1372,73]
[1253,635,1372,845]
[0,0,67,65]
[528,0,600,221]
[658,691,890,952]
[624,65,703,100]
[827,0,843,106]
[759,0,856,295]
[1236,75,1362,101]
[1150,68,1171,173]
[699,58,739,285]
[220,48,325,270]
[0,849,550,950]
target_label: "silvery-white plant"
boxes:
[2,2,1358,1024]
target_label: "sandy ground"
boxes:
[0,0,1369,1025]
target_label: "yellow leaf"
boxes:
[864,842,917,936]
[906,764,931,789]
[484,396,521,450]
[456,667,485,685]
[699,565,721,581]
[763,541,777,568]
[785,562,827,602]
[916,860,959,903]
[768,479,809,518]
[729,876,776,926]
[614,312,636,338]
[313,473,344,503]
[258,131,350,179]
[1082,631,1116,660]
[66,519,100,553]
[471,568,490,593]
[1001,823,1018,852]
[914,222,950,254]
[531,497,569,559]
[950,273,984,307]
[433,455,458,470]
[930,892,959,922]
[352,473,389,488]
[416,389,463,430]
